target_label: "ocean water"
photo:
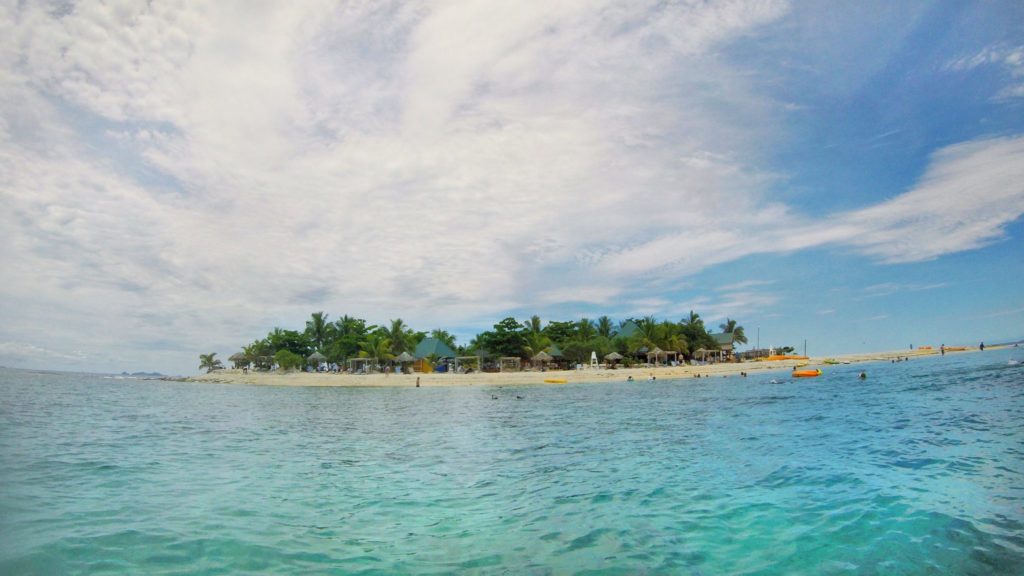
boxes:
[1,350,1023,575]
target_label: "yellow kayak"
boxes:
[543,378,568,384]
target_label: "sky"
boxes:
[1,0,1023,375]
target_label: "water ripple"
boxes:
[2,350,1023,573]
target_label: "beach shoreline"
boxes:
[183,346,992,388]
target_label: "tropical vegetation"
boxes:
[215,310,768,371]
[198,352,223,373]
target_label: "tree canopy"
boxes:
[217,308,748,369]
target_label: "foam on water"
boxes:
[2,349,1023,574]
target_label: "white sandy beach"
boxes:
[185,346,991,388]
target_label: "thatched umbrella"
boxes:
[229,352,249,369]
[604,351,624,361]
[646,347,666,364]
[307,351,327,365]
[392,351,416,374]
[532,351,553,366]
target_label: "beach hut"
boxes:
[532,350,553,369]
[414,338,457,359]
[646,347,667,365]
[617,320,641,339]
[709,333,734,360]
[394,351,416,374]
[307,351,327,370]
[414,337,457,373]
[229,352,249,369]
[604,351,624,366]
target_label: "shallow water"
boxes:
[2,349,1023,574]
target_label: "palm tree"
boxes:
[523,331,552,357]
[665,333,689,357]
[596,316,615,339]
[577,318,595,341]
[358,333,393,369]
[386,318,412,355]
[523,315,544,336]
[430,329,457,349]
[198,352,223,373]
[636,315,659,343]
[305,311,329,351]
[682,310,703,329]
[719,318,748,345]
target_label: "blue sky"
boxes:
[1,1,1022,375]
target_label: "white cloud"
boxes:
[1,1,1022,373]
[862,282,948,298]
[946,43,1024,100]
[0,341,88,363]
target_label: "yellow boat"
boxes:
[764,355,810,361]
[543,378,568,384]
[791,369,822,378]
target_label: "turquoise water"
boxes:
[2,350,1023,574]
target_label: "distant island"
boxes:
[199,311,761,374]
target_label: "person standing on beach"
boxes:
[941,344,945,356]
[980,342,985,351]
[416,377,420,388]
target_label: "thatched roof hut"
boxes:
[229,352,249,368]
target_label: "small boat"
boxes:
[543,378,568,384]
[791,369,822,378]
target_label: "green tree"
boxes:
[243,340,273,369]
[431,329,457,350]
[274,349,304,370]
[523,315,544,336]
[523,331,552,357]
[560,340,591,364]
[386,318,414,355]
[719,318,748,345]
[475,317,528,358]
[198,352,223,373]
[543,320,577,345]
[596,316,615,339]
[324,315,370,362]
[305,311,331,351]
[266,328,313,357]
[679,312,715,358]
[576,318,595,342]
[359,333,393,365]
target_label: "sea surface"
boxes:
[2,350,1023,575]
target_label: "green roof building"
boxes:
[414,337,457,359]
